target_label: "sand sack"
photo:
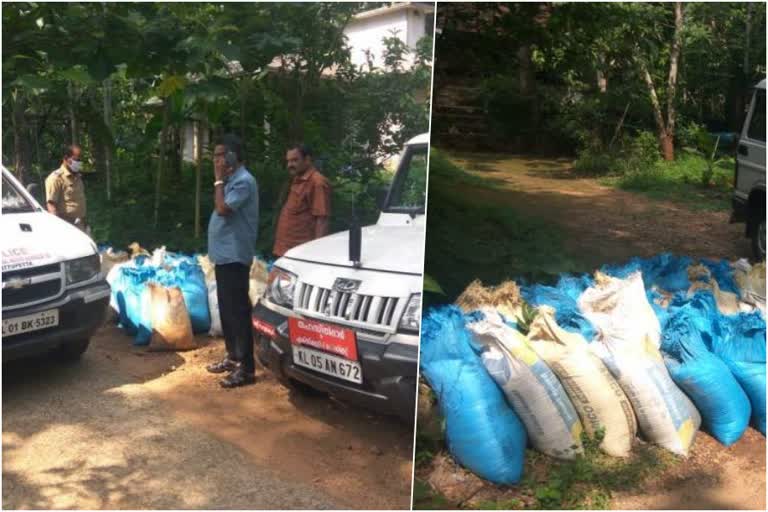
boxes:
[149,283,196,351]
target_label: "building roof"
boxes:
[351,2,434,22]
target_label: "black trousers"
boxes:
[215,262,255,373]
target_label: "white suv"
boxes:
[732,79,766,260]
[252,134,428,420]
[2,166,110,361]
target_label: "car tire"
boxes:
[752,217,766,261]
[58,338,90,362]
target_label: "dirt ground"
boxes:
[2,325,414,509]
[440,153,765,510]
[450,153,752,268]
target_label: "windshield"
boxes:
[2,174,35,214]
[384,144,428,214]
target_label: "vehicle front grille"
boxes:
[296,283,400,331]
[2,264,63,309]
[3,263,60,280]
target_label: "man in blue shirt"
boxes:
[206,134,260,388]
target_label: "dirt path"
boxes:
[442,153,765,510]
[450,153,751,269]
[3,326,413,509]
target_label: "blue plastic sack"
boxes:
[662,308,751,446]
[601,253,693,293]
[724,361,766,435]
[521,274,596,342]
[700,258,739,295]
[420,306,527,484]
[665,290,766,435]
[117,266,155,345]
[710,314,766,435]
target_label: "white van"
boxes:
[252,133,428,420]
[732,78,766,260]
[1,166,110,361]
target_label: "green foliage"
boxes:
[437,2,765,156]
[678,123,730,186]
[3,3,431,252]
[574,130,660,177]
[412,479,453,510]
[613,153,734,212]
[413,425,679,510]
[423,274,446,295]
[514,302,537,336]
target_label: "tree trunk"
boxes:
[637,2,684,162]
[664,2,684,158]
[68,82,79,146]
[640,62,669,158]
[660,135,674,161]
[88,87,107,176]
[596,53,607,93]
[154,101,170,228]
[12,93,31,184]
[103,78,113,200]
[194,120,203,239]
[517,44,538,151]
[745,2,752,78]
[240,78,247,153]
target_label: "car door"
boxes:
[736,88,766,199]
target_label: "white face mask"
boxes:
[68,160,82,173]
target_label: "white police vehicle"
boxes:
[2,166,109,361]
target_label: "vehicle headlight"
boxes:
[266,267,297,308]
[66,254,100,285]
[398,293,421,333]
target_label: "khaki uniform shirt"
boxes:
[45,164,86,224]
[273,168,331,257]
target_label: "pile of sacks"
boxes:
[420,254,765,485]
[100,244,270,350]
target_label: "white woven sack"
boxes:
[469,317,584,460]
[527,307,637,458]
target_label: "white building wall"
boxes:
[345,10,411,71]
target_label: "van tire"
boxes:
[58,338,91,362]
[752,217,766,261]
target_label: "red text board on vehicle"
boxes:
[288,317,358,361]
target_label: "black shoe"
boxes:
[219,368,256,388]
[206,357,238,374]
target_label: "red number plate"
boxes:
[288,317,358,361]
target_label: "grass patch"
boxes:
[413,429,680,510]
[413,479,454,510]
[607,154,734,212]
[424,150,586,307]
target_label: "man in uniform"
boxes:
[45,145,88,230]
[272,144,331,257]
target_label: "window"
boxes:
[2,175,34,214]
[425,13,435,38]
[747,89,765,142]
[386,145,427,213]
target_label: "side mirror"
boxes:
[376,188,389,210]
[26,183,39,195]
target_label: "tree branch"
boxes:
[639,57,666,137]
